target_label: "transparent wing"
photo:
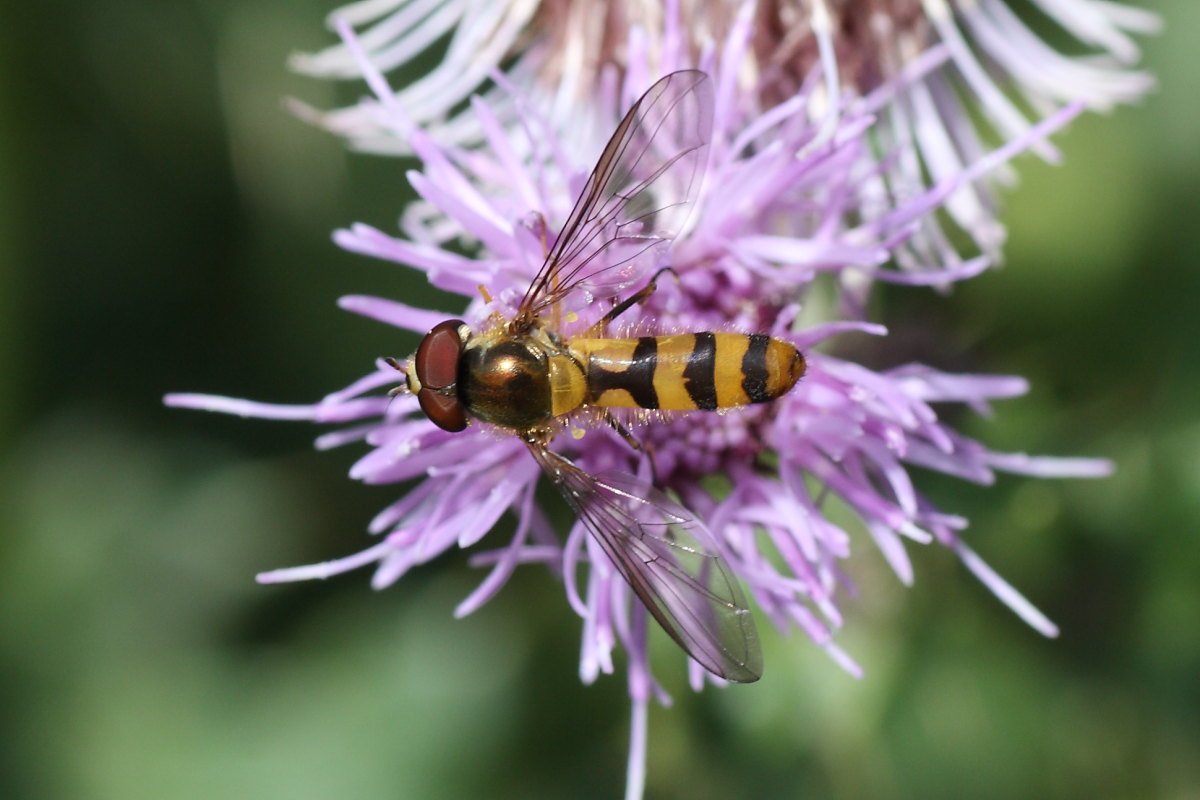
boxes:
[526,442,762,683]
[515,70,713,323]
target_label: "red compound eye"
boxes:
[415,319,465,390]
[417,387,467,432]
[413,319,468,432]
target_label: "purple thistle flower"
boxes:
[288,0,1158,271]
[166,10,1122,800]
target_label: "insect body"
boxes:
[390,71,805,683]
[407,324,804,432]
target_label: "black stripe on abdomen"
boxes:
[683,332,718,410]
[742,334,772,403]
[588,336,660,409]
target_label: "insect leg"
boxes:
[601,409,662,484]
[585,267,680,336]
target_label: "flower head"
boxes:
[166,10,1124,796]
[290,0,1158,272]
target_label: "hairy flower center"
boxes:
[642,402,778,486]
[529,0,933,105]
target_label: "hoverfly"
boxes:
[388,71,805,683]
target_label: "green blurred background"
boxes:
[2,2,1197,798]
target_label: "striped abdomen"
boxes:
[568,333,805,411]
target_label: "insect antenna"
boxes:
[383,357,409,398]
